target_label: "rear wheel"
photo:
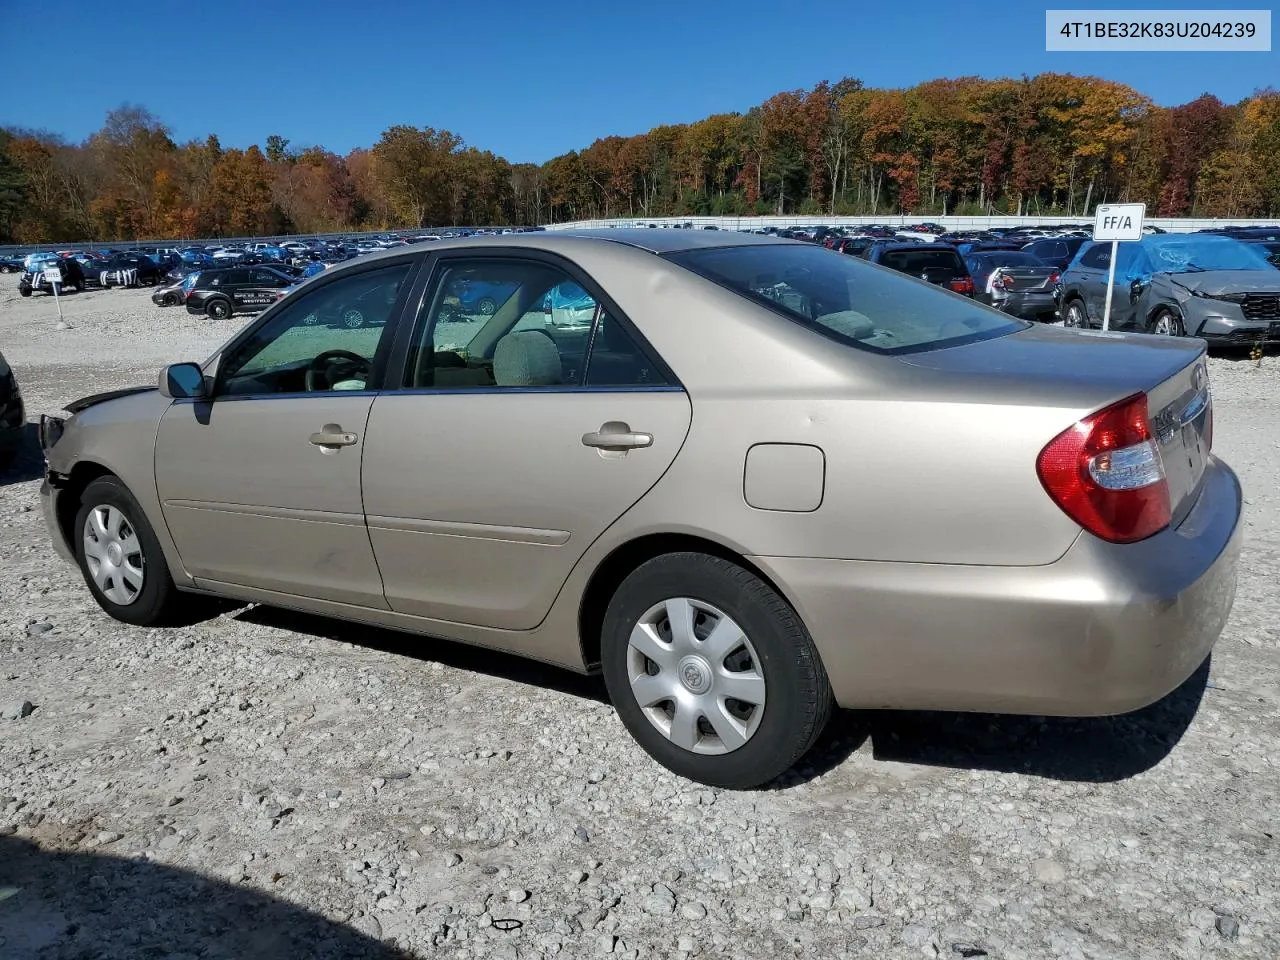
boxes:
[1150,308,1185,337]
[206,299,232,320]
[341,308,365,329]
[19,285,31,298]
[600,552,833,789]
[74,477,186,627]
[476,296,497,316]
[1064,299,1087,328]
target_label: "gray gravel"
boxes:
[1,272,1279,959]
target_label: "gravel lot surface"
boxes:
[1,272,1278,959]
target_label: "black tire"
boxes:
[19,286,31,298]
[600,552,834,789]
[1149,308,1185,337]
[73,476,187,627]
[476,296,497,316]
[206,299,232,320]
[1063,298,1087,328]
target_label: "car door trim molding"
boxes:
[162,499,366,527]
[384,384,684,397]
[365,515,570,545]
[171,390,382,405]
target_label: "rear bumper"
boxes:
[997,290,1058,319]
[752,456,1242,715]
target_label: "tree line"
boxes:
[2,73,1278,244]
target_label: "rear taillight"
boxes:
[1036,393,1171,544]
[1048,271,1060,284]
[999,274,1015,288]
[949,276,974,295]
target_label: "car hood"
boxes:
[65,385,156,414]
[1165,270,1280,297]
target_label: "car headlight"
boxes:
[38,413,67,452]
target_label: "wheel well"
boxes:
[54,462,115,546]
[577,533,789,672]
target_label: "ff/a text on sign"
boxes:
[1046,10,1270,51]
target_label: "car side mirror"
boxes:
[1129,277,1150,302]
[158,362,207,400]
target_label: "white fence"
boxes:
[545,214,1280,234]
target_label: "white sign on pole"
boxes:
[42,266,65,323]
[1093,202,1146,331]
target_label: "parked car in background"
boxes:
[0,348,24,470]
[965,250,1059,320]
[1022,236,1088,270]
[36,230,1239,789]
[1057,235,1280,343]
[99,255,164,288]
[827,236,875,257]
[865,242,974,295]
[183,266,296,319]
[19,256,86,296]
[1,254,24,273]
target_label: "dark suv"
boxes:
[865,242,974,296]
[19,258,86,296]
[184,266,296,319]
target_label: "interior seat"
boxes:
[493,331,563,386]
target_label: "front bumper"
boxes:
[40,477,74,563]
[751,456,1242,715]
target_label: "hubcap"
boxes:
[1156,314,1176,335]
[82,505,145,606]
[626,598,766,756]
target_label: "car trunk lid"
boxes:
[899,324,1211,528]
[994,265,1057,291]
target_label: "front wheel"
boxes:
[475,296,497,316]
[341,308,365,329]
[19,285,31,298]
[74,477,186,626]
[1150,308,1185,337]
[600,552,833,789]
[206,299,232,320]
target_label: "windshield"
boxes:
[668,244,1023,354]
[1147,237,1274,273]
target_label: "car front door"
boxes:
[153,259,418,605]
[360,253,692,630]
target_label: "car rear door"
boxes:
[360,250,692,631]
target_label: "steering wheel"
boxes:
[305,349,371,391]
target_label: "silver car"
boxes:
[38,231,1241,789]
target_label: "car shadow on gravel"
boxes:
[786,657,1210,786]
[0,424,44,487]
[235,605,610,703]
[0,835,410,960]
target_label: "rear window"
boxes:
[878,249,965,278]
[668,244,1024,355]
[977,252,1042,268]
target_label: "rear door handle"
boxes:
[582,428,653,450]
[309,430,358,447]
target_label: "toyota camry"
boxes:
[38,231,1240,788]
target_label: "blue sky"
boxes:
[2,0,1275,163]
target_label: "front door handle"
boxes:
[582,423,653,450]
[309,427,358,448]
